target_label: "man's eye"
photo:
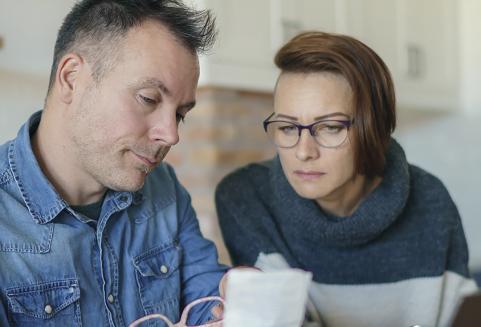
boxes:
[176,112,185,123]
[139,95,157,105]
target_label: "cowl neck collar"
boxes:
[270,139,410,248]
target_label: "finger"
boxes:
[210,303,224,319]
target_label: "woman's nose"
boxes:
[295,129,320,161]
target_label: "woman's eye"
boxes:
[324,125,343,133]
[314,123,343,135]
[279,125,296,134]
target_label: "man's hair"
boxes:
[47,0,216,92]
[274,31,396,178]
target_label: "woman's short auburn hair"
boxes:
[274,31,396,178]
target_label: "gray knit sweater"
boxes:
[216,139,478,327]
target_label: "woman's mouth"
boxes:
[293,170,326,180]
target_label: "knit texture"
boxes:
[216,139,471,284]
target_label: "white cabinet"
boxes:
[198,0,340,92]
[198,0,460,111]
[198,0,279,91]
[396,0,459,110]
[333,0,459,110]
[342,0,400,80]
[279,0,338,40]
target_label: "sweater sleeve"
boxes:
[413,167,480,325]
[437,196,479,325]
[445,203,472,277]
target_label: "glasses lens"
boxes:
[312,121,348,148]
[266,122,299,148]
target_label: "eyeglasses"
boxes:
[129,296,224,327]
[263,113,354,149]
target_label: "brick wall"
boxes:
[165,87,276,264]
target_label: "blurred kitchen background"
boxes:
[1,1,480,279]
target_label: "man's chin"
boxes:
[107,175,146,193]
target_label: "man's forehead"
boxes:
[126,19,196,53]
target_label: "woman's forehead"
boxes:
[274,72,353,120]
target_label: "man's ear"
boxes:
[56,53,86,104]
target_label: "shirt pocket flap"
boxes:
[133,244,181,279]
[6,279,80,319]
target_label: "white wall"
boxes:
[394,110,481,271]
[0,0,75,141]
[459,0,481,115]
[0,71,48,141]
[0,0,75,76]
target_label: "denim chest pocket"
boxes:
[6,279,81,326]
[133,243,182,316]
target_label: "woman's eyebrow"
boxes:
[313,112,351,120]
[275,113,298,121]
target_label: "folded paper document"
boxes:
[224,268,312,327]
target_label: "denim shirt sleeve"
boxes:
[0,298,8,326]
[168,165,228,324]
[0,115,229,326]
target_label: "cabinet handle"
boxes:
[407,44,423,79]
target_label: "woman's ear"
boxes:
[55,53,85,104]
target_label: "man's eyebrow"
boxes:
[134,78,172,97]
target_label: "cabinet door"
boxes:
[396,0,459,110]
[199,0,278,91]
[279,0,338,42]
[345,0,458,110]
[342,0,400,80]
[208,0,273,68]
[198,0,340,91]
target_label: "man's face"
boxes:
[66,20,199,192]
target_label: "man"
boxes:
[0,0,228,325]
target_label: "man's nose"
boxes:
[148,112,180,146]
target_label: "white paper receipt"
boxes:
[223,269,313,327]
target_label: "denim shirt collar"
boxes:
[8,111,145,224]
[269,138,410,247]
[8,111,68,224]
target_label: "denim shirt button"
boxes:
[108,294,114,303]
[44,304,53,314]
[160,265,169,274]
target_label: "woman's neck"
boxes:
[316,174,382,217]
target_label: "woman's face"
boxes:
[273,72,361,205]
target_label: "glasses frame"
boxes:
[129,296,224,327]
[263,112,355,149]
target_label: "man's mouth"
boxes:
[132,152,160,167]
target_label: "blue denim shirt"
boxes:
[0,111,228,326]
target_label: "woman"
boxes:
[215,32,478,327]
